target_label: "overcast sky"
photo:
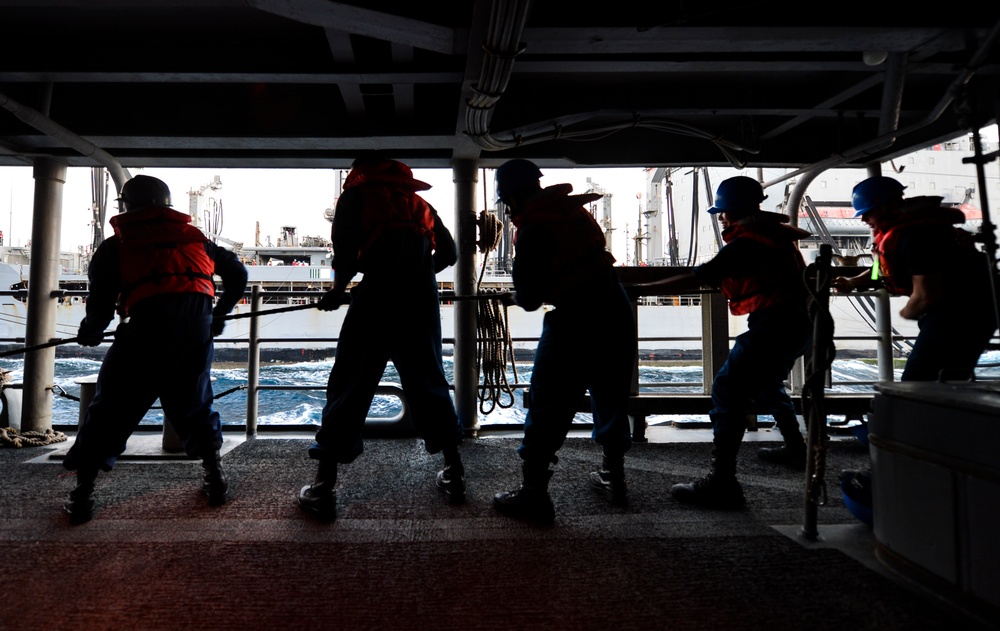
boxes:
[0,164,653,265]
[0,125,995,266]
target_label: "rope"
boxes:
[0,426,67,448]
[53,383,247,408]
[476,288,519,414]
[477,210,503,255]
[474,210,519,414]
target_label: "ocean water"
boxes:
[3,352,998,428]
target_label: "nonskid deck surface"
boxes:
[1,433,991,631]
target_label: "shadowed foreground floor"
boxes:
[0,433,992,630]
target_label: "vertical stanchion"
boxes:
[452,159,480,436]
[802,244,834,540]
[874,289,894,382]
[22,157,66,433]
[246,285,261,437]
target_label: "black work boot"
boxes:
[670,471,746,510]
[493,461,555,525]
[200,449,230,506]
[671,443,745,510]
[64,467,98,525]
[759,414,807,468]
[589,454,628,507]
[757,443,807,469]
[298,459,337,521]
[436,447,466,505]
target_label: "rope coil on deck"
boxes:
[0,427,67,448]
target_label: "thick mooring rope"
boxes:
[476,210,519,414]
[0,426,67,448]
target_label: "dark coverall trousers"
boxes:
[902,306,996,381]
[311,279,462,464]
[517,282,636,466]
[64,294,223,472]
[708,304,812,473]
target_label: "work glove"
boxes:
[76,319,105,347]
[211,317,226,337]
[317,288,346,311]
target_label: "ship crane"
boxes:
[90,167,109,253]
[323,169,351,223]
[188,175,222,235]
[584,177,614,251]
[644,168,682,266]
[187,175,243,253]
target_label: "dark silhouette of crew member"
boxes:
[834,175,997,380]
[641,176,813,509]
[491,159,637,525]
[63,174,248,524]
[834,175,998,522]
[298,157,464,521]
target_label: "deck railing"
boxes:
[218,284,912,436]
[3,279,996,438]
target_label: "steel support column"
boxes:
[21,157,66,432]
[875,289,895,382]
[452,159,480,435]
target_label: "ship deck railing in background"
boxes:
[5,281,996,435]
[222,284,921,437]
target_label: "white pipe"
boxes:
[0,89,132,192]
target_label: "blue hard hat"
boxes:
[496,159,543,202]
[852,176,906,217]
[708,176,766,214]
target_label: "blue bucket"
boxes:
[840,471,874,526]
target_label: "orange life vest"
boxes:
[871,203,969,296]
[511,184,614,302]
[110,207,215,315]
[719,219,807,316]
[343,159,436,267]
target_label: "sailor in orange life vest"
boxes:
[298,157,465,521]
[491,159,637,525]
[832,176,998,524]
[62,175,248,524]
[638,176,814,509]
[833,175,998,381]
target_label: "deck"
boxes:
[1,426,994,630]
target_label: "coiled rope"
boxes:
[0,426,67,448]
[476,209,519,414]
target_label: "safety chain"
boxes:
[0,427,67,448]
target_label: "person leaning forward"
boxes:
[297,157,465,521]
[833,175,997,381]
[637,176,813,510]
[491,159,638,525]
[62,174,248,524]
[833,175,998,520]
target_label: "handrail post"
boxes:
[802,244,833,541]
[875,288,894,382]
[452,159,480,436]
[246,284,261,437]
